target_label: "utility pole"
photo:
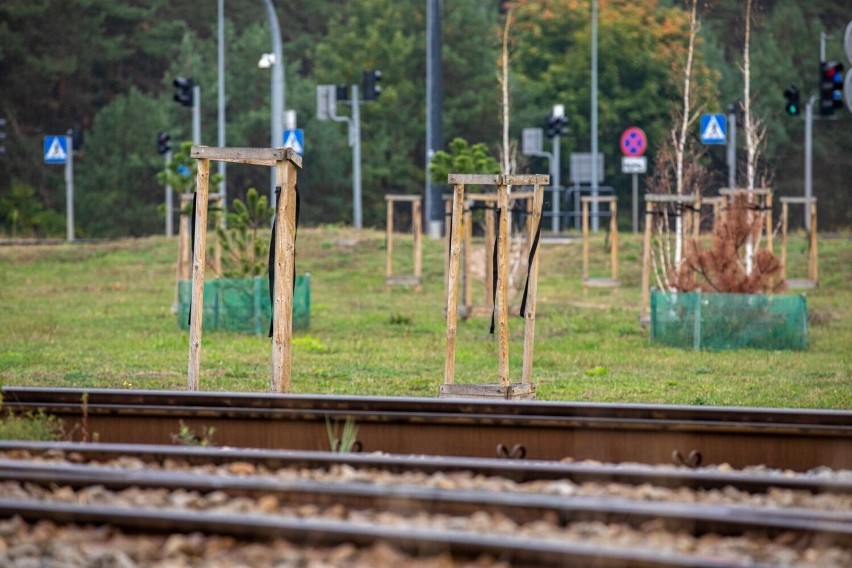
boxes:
[261,0,284,208]
[217,0,226,225]
[425,0,444,238]
[192,84,201,145]
[351,84,362,229]
[590,0,600,231]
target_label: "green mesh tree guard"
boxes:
[650,290,808,351]
[178,275,310,334]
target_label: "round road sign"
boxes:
[620,127,647,157]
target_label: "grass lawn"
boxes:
[0,225,849,409]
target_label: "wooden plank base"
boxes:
[786,278,817,290]
[584,278,620,288]
[438,382,536,400]
[386,276,422,286]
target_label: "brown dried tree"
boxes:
[670,195,785,294]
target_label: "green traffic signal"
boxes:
[783,84,800,116]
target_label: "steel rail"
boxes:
[1,441,850,495]
[4,387,851,470]
[1,459,849,546]
[0,499,777,568]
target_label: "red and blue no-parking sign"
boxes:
[620,127,647,157]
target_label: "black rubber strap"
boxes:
[187,192,198,326]
[519,216,542,317]
[489,207,501,335]
[268,186,300,338]
[267,187,281,338]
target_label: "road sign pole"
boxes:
[632,173,638,233]
[65,134,74,242]
[351,84,362,229]
[727,107,737,188]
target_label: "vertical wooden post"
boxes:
[765,192,773,254]
[496,182,511,387]
[271,159,298,393]
[444,197,452,302]
[443,184,465,385]
[809,201,818,284]
[521,184,544,384]
[610,200,619,281]
[640,203,654,325]
[463,204,473,313]
[187,160,210,391]
[413,198,422,284]
[484,203,495,311]
[385,199,394,280]
[581,199,590,281]
[781,201,789,281]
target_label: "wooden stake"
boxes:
[765,192,773,254]
[496,183,510,387]
[271,159,297,393]
[809,201,818,284]
[610,200,619,281]
[443,184,464,385]
[640,204,654,325]
[484,203,495,311]
[463,204,472,314]
[582,200,590,281]
[385,199,393,280]
[521,184,544,384]
[187,160,210,391]
[781,201,788,281]
[413,198,422,284]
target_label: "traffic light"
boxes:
[173,76,195,107]
[70,127,83,151]
[157,131,171,155]
[545,114,568,138]
[336,84,349,101]
[362,69,382,101]
[783,84,800,116]
[0,117,6,157]
[819,61,844,115]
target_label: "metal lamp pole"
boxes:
[261,0,285,208]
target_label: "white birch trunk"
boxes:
[674,0,698,271]
[743,0,755,274]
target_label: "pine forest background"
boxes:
[0,0,850,238]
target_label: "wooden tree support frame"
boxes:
[780,196,818,289]
[581,195,619,287]
[175,193,223,311]
[639,194,702,326]
[187,146,302,393]
[440,173,548,401]
[719,187,774,253]
[384,195,422,287]
[700,196,725,232]
[442,190,535,319]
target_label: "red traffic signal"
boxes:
[819,61,844,115]
[157,131,171,155]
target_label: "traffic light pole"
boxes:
[551,135,561,233]
[192,85,201,145]
[328,85,363,229]
[804,95,816,230]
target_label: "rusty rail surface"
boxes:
[1,441,849,495]
[3,387,851,471]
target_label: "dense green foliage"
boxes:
[0,0,849,237]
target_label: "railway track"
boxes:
[0,441,849,567]
[3,387,851,471]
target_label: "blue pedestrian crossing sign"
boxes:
[699,114,727,145]
[44,135,69,164]
[282,129,304,156]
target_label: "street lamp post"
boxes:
[261,0,285,208]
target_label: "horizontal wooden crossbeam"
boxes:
[447,174,549,186]
[190,146,302,168]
